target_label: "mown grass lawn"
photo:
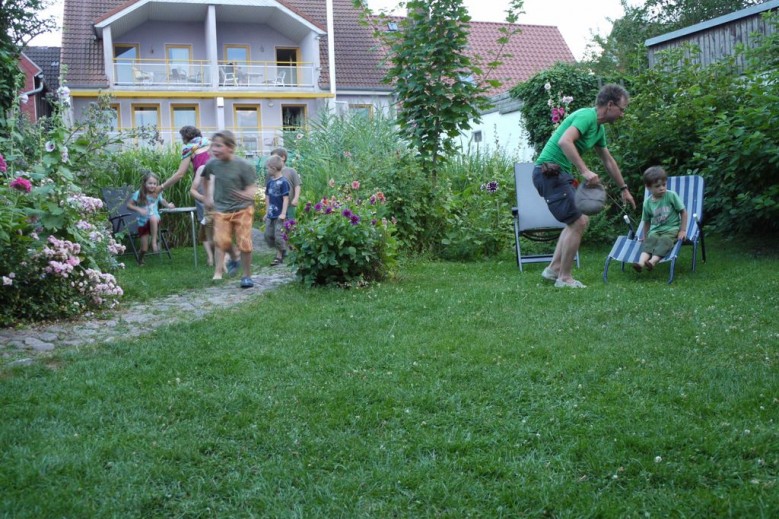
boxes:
[1,236,777,517]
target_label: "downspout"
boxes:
[326,0,336,108]
[23,74,45,97]
[22,74,46,121]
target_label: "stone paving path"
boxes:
[0,230,295,367]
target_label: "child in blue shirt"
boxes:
[264,155,290,266]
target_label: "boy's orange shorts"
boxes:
[213,206,254,253]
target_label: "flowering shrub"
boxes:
[511,62,600,154]
[287,181,396,287]
[545,81,574,128]
[0,91,128,326]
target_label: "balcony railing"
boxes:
[155,127,298,157]
[113,60,318,89]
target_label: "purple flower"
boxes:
[486,180,499,193]
[304,202,312,213]
[350,215,361,225]
[10,177,32,193]
[314,202,323,212]
[369,195,376,205]
[324,207,333,214]
[371,219,377,226]
[342,208,353,218]
[283,219,296,230]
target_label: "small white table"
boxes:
[161,207,198,267]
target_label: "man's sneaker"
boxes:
[226,259,240,276]
[240,276,254,289]
[554,278,587,288]
[541,267,558,281]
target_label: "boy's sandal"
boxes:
[270,257,283,266]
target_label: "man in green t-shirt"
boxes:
[533,84,636,288]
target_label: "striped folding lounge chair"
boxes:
[511,162,579,271]
[603,175,706,284]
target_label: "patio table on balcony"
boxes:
[247,73,265,87]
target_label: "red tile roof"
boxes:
[465,21,575,96]
[282,0,390,90]
[62,0,573,95]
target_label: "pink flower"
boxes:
[0,153,6,173]
[351,180,360,190]
[10,177,32,192]
[343,150,352,158]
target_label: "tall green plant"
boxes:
[353,0,524,182]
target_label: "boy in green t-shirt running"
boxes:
[634,166,688,272]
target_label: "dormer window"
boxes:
[387,22,398,32]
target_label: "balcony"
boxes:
[114,60,319,90]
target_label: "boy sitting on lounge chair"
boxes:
[634,166,687,272]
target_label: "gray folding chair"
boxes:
[511,162,579,271]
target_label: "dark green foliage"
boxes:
[609,15,779,234]
[510,62,601,155]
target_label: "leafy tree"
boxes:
[588,0,762,75]
[353,0,524,182]
[0,0,58,129]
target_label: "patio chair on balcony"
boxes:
[219,65,238,86]
[273,70,287,86]
[133,67,153,84]
[170,68,187,82]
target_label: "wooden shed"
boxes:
[645,0,778,70]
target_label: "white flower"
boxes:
[562,96,574,105]
[544,82,552,92]
[45,141,56,152]
[57,86,71,106]
[19,93,29,104]
[654,456,662,463]
[2,276,12,286]
[547,98,554,107]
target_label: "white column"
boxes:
[206,5,223,129]
[102,27,114,86]
[326,0,336,100]
[206,5,218,88]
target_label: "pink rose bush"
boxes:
[1,141,126,326]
